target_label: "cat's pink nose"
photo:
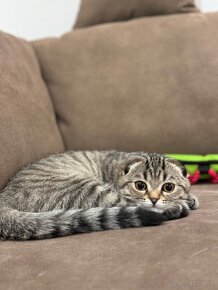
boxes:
[150,198,158,205]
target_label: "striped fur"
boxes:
[0,151,198,240]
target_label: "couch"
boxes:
[0,1,218,289]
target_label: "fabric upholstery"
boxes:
[74,0,199,29]
[33,13,218,154]
[1,184,217,290]
[0,31,64,190]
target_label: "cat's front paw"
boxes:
[187,194,199,210]
[182,195,199,210]
[164,201,190,220]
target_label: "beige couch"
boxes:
[0,1,218,289]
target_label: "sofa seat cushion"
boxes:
[34,13,218,154]
[74,0,199,29]
[1,184,217,290]
[0,31,64,189]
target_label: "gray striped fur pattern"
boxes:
[0,151,199,240]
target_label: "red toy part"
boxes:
[208,169,218,184]
[188,170,200,184]
[189,168,218,184]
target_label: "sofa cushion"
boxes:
[34,12,218,154]
[0,31,64,189]
[0,184,217,290]
[74,0,199,29]
[33,13,218,154]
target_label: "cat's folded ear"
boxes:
[165,157,188,178]
[117,157,144,177]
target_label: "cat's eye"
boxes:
[135,181,147,191]
[162,183,175,193]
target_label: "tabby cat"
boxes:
[0,151,199,240]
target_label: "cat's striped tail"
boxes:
[0,205,170,240]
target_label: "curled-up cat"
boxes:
[0,151,199,240]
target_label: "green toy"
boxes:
[166,154,218,184]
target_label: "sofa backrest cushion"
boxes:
[0,31,64,189]
[33,13,218,155]
[74,0,199,29]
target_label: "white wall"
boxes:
[200,0,218,11]
[0,0,80,40]
[0,0,217,41]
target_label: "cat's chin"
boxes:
[140,200,167,209]
[154,203,166,209]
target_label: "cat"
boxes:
[0,151,199,240]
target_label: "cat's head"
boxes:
[116,153,190,209]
